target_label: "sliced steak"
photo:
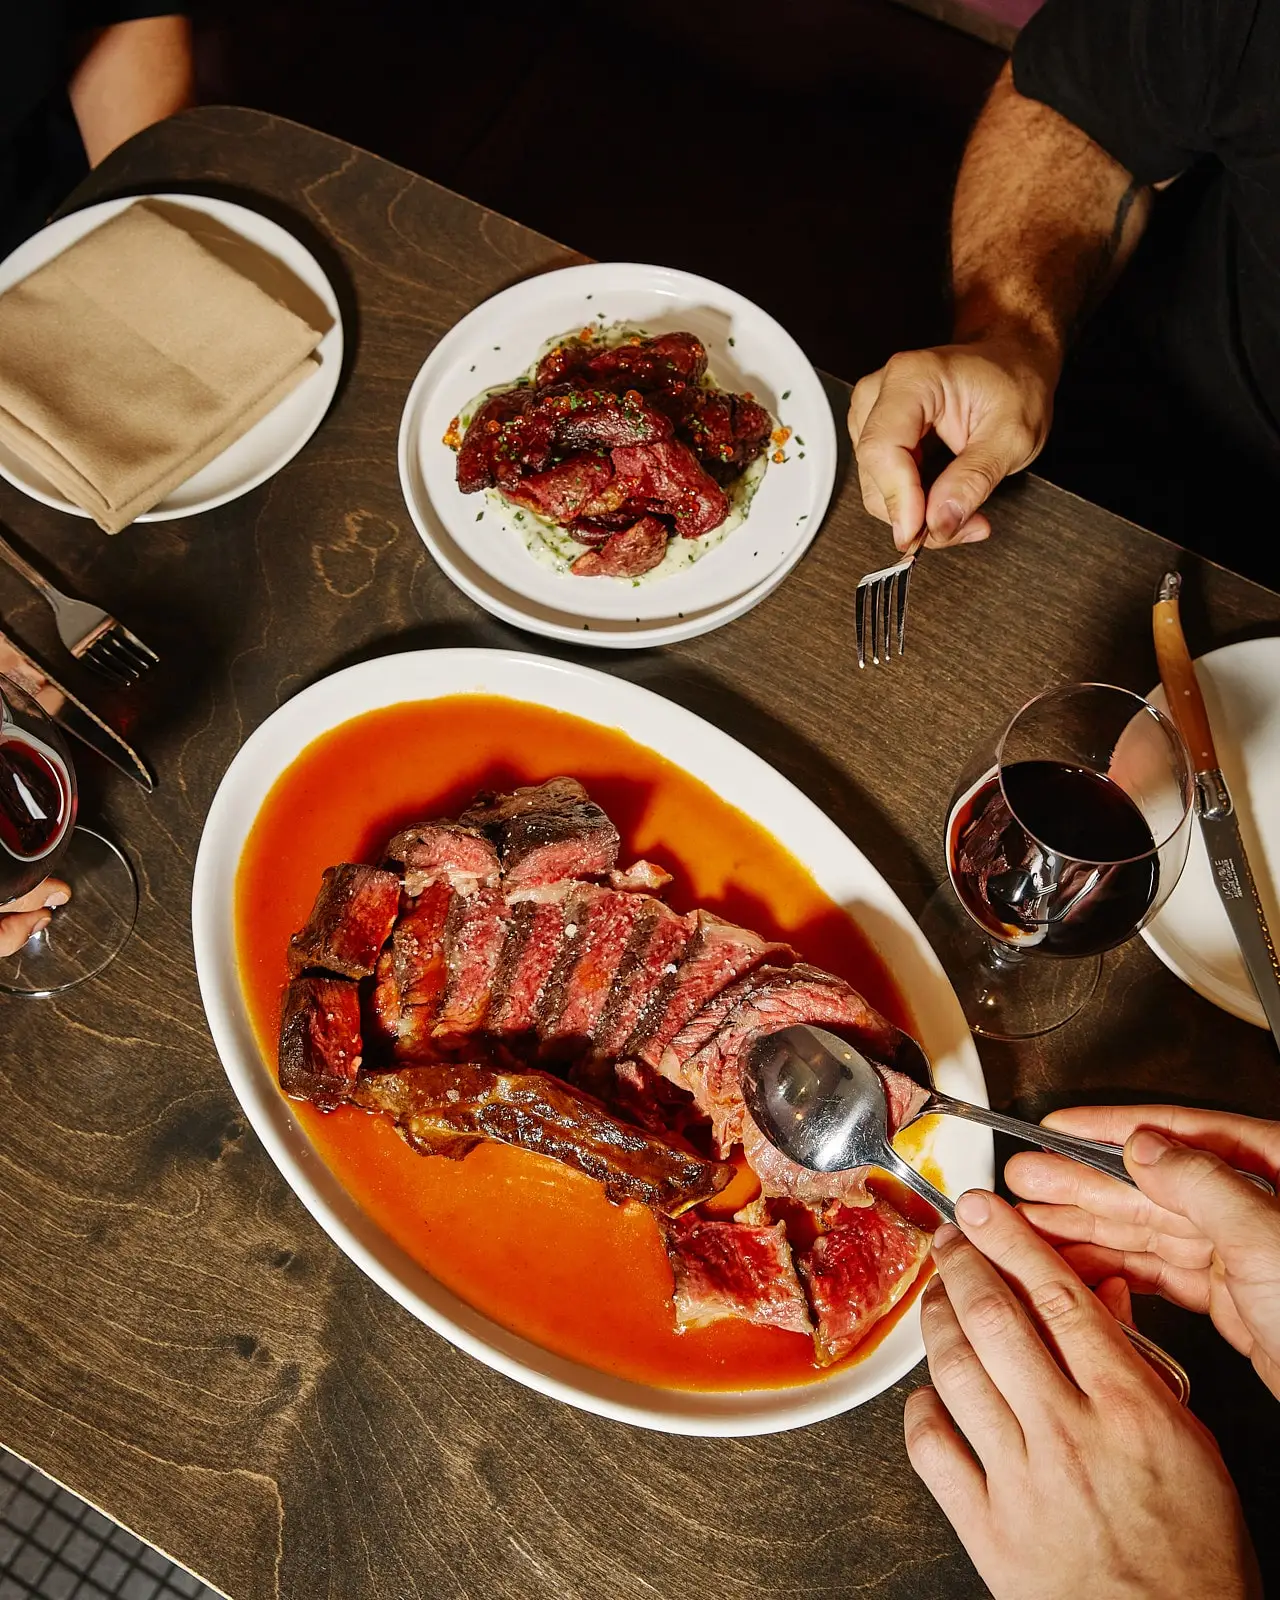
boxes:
[796,1199,929,1365]
[352,1063,732,1213]
[593,898,696,1060]
[433,886,512,1043]
[367,946,403,1055]
[658,964,786,1086]
[570,515,668,578]
[548,889,653,1052]
[487,886,571,1036]
[383,820,499,897]
[287,863,400,980]
[534,882,608,1039]
[629,911,793,1068]
[392,881,453,1014]
[279,976,363,1109]
[660,1215,812,1335]
[460,777,620,887]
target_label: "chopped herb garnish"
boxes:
[799,451,805,459]
[796,436,805,446]
[782,389,791,400]
[632,579,640,587]
[728,336,736,347]
[514,512,525,521]
[493,345,501,350]
[586,293,593,300]
[799,513,808,519]
[470,364,476,372]
[475,511,484,521]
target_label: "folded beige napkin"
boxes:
[0,199,328,533]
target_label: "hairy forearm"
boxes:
[69,15,194,167]
[950,62,1150,375]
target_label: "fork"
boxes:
[854,527,927,668]
[0,527,159,688]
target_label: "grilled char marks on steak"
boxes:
[461,777,621,888]
[661,1214,813,1335]
[797,1199,929,1365]
[352,1063,732,1213]
[593,897,695,1061]
[433,887,512,1043]
[288,863,401,980]
[383,820,499,898]
[486,887,569,1036]
[547,889,655,1053]
[279,977,363,1109]
[631,910,793,1068]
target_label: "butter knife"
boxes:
[0,624,154,793]
[1153,573,1280,1047]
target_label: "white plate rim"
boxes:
[396,262,836,648]
[191,647,992,1434]
[1143,636,1280,1028]
[0,192,344,523]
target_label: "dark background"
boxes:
[190,0,1003,387]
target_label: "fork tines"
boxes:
[854,557,913,668]
[77,623,161,687]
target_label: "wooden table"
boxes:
[2,108,1278,1600]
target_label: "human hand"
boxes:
[1008,1105,1280,1401]
[847,335,1057,551]
[0,878,70,957]
[905,1191,1259,1600]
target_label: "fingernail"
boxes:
[931,1222,961,1251]
[930,499,965,540]
[44,888,69,908]
[956,1190,991,1226]
[959,526,989,545]
[30,913,51,936]
[1129,1130,1172,1165]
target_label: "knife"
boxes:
[1153,572,1280,1047]
[0,623,154,793]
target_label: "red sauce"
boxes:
[235,695,935,1391]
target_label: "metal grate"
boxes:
[0,1451,223,1600]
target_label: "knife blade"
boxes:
[0,624,154,793]
[1153,572,1280,1047]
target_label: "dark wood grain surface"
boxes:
[1,108,1278,1600]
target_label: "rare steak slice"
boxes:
[658,964,785,1086]
[796,1199,930,1365]
[352,1063,732,1213]
[433,886,512,1042]
[679,964,911,1158]
[534,882,607,1038]
[487,886,571,1036]
[287,863,401,980]
[593,898,696,1061]
[279,976,363,1109]
[461,777,621,887]
[548,889,654,1052]
[383,820,500,897]
[629,911,793,1068]
[660,1214,813,1335]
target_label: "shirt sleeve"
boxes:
[1011,0,1233,184]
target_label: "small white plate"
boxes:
[191,648,991,1435]
[397,263,836,647]
[1144,637,1280,1027]
[0,194,343,523]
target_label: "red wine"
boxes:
[0,732,74,902]
[947,760,1158,957]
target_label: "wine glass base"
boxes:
[919,882,1101,1041]
[0,828,138,996]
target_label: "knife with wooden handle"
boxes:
[1153,572,1280,1048]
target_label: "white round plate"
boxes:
[192,649,991,1434]
[1145,637,1280,1028]
[0,194,343,522]
[397,263,836,647]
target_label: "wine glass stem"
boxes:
[984,939,1028,972]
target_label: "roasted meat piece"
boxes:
[433,886,512,1042]
[676,388,773,482]
[570,515,668,578]
[610,441,729,539]
[352,1063,733,1213]
[455,388,542,494]
[287,863,401,980]
[535,331,709,393]
[530,384,674,452]
[461,776,621,887]
[487,887,571,1036]
[279,976,363,1109]
[383,820,499,897]
[502,453,626,525]
[594,898,696,1060]
[796,1199,929,1365]
[548,889,658,1052]
[661,1214,813,1335]
[629,910,793,1068]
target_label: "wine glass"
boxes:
[0,673,138,995]
[921,683,1195,1039]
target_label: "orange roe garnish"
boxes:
[771,426,792,446]
[442,416,462,450]
[578,327,595,341]
[772,449,787,464]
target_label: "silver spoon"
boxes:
[743,1024,1274,1227]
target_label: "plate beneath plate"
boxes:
[0,193,343,524]
[191,648,991,1435]
[397,263,836,647]
[1145,636,1280,1027]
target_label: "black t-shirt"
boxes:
[1013,0,1280,477]
[0,3,177,262]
